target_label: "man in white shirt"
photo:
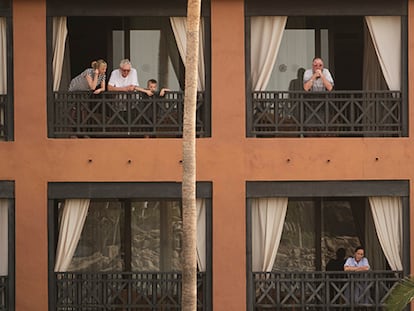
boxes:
[108,59,139,92]
[303,57,334,92]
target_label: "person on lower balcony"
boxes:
[344,246,370,272]
[303,57,334,92]
[344,246,371,308]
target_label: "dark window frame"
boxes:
[47,181,212,310]
[245,180,410,310]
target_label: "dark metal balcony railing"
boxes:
[0,95,6,140]
[253,270,403,310]
[250,91,403,137]
[55,272,206,310]
[50,91,208,138]
[0,276,7,311]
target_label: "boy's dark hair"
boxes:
[147,79,157,85]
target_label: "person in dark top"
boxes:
[137,79,170,98]
[326,247,346,271]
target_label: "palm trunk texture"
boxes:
[182,0,201,310]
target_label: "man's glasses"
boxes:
[121,68,131,73]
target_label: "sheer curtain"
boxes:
[0,199,8,276]
[196,199,206,272]
[54,199,90,272]
[368,196,403,271]
[252,197,288,272]
[52,17,68,92]
[363,21,388,91]
[170,17,205,91]
[0,17,6,95]
[365,16,401,91]
[251,16,287,91]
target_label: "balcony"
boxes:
[249,91,403,137]
[48,91,209,138]
[53,271,207,310]
[252,270,402,310]
[0,275,7,311]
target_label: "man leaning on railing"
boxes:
[303,57,334,92]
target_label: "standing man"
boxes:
[303,57,334,91]
[107,59,139,92]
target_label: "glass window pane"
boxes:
[131,200,182,272]
[268,29,315,91]
[67,201,124,272]
[322,200,360,269]
[130,30,181,90]
[273,200,315,271]
[112,30,125,70]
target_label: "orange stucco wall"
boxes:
[3,0,414,310]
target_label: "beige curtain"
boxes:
[363,21,388,90]
[52,17,68,92]
[0,199,8,276]
[251,16,287,91]
[365,16,401,91]
[196,198,206,272]
[368,196,403,271]
[0,17,6,95]
[170,17,205,91]
[252,197,288,272]
[54,199,90,272]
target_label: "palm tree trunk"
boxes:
[182,0,201,310]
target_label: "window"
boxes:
[246,0,408,137]
[58,199,188,272]
[246,180,409,310]
[48,182,211,310]
[47,0,211,138]
[59,16,188,92]
[274,198,369,272]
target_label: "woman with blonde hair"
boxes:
[69,59,107,94]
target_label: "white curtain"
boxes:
[52,17,68,92]
[196,198,206,272]
[363,21,388,90]
[54,199,90,272]
[368,196,403,271]
[365,16,401,91]
[0,199,8,276]
[251,16,287,91]
[0,17,6,95]
[170,17,205,91]
[252,197,288,272]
